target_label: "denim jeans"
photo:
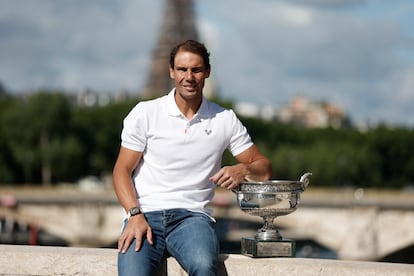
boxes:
[118,209,219,276]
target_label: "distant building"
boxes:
[74,90,131,107]
[277,96,345,128]
[235,96,346,129]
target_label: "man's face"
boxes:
[169,50,210,101]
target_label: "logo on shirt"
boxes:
[204,129,212,135]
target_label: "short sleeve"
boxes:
[227,110,253,156]
[120,103,148,152]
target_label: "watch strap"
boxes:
[128,206,142,216]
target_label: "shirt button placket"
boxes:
[184,121,190,135]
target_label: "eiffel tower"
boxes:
[141,0,199,99]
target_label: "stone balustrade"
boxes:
[1,245,413,275]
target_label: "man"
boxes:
[113,40,272,276]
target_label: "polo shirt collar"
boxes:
[166,89,211,119]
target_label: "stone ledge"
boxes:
[0,245,413,276]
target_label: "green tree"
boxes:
[2,92,73,185]
[1,90,414,189]
[72,98,137,176]
[0,95,18,183]
[367,126,414,187]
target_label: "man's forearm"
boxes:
[245,157,272,182]
[113,168,139,211]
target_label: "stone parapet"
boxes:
[0,245,413,276]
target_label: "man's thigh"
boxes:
[165,211,219,272]
[118,212,167,276]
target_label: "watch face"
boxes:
[130,207,141,216]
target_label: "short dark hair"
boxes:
[169,40,211,71]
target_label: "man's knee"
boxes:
[183,254,217,275]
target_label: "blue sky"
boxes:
[1,0,413,126]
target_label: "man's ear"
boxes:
[169,67,175,79]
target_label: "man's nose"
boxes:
[185,70,194,80]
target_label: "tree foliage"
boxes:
[0,90,413,189]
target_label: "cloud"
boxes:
[0,0,413,126]
[0,0,162,92]
[197,0,414,125]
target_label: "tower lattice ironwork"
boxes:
[141,0,199,98]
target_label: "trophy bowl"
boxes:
[234,173,311,257]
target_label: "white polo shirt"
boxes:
[121,89,253,215]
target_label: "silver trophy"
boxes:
[234,173,312,257]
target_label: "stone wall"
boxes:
[0,245,413,276]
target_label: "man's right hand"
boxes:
[118,214,153,254]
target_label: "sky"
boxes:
[1,0,414,127]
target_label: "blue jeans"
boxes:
[118,209,219,276]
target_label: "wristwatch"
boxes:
[128,206,142,216]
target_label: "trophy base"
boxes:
[241,237,295,258]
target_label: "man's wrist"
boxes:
[128,206,142,217]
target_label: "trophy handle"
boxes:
[299,172,312,189]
